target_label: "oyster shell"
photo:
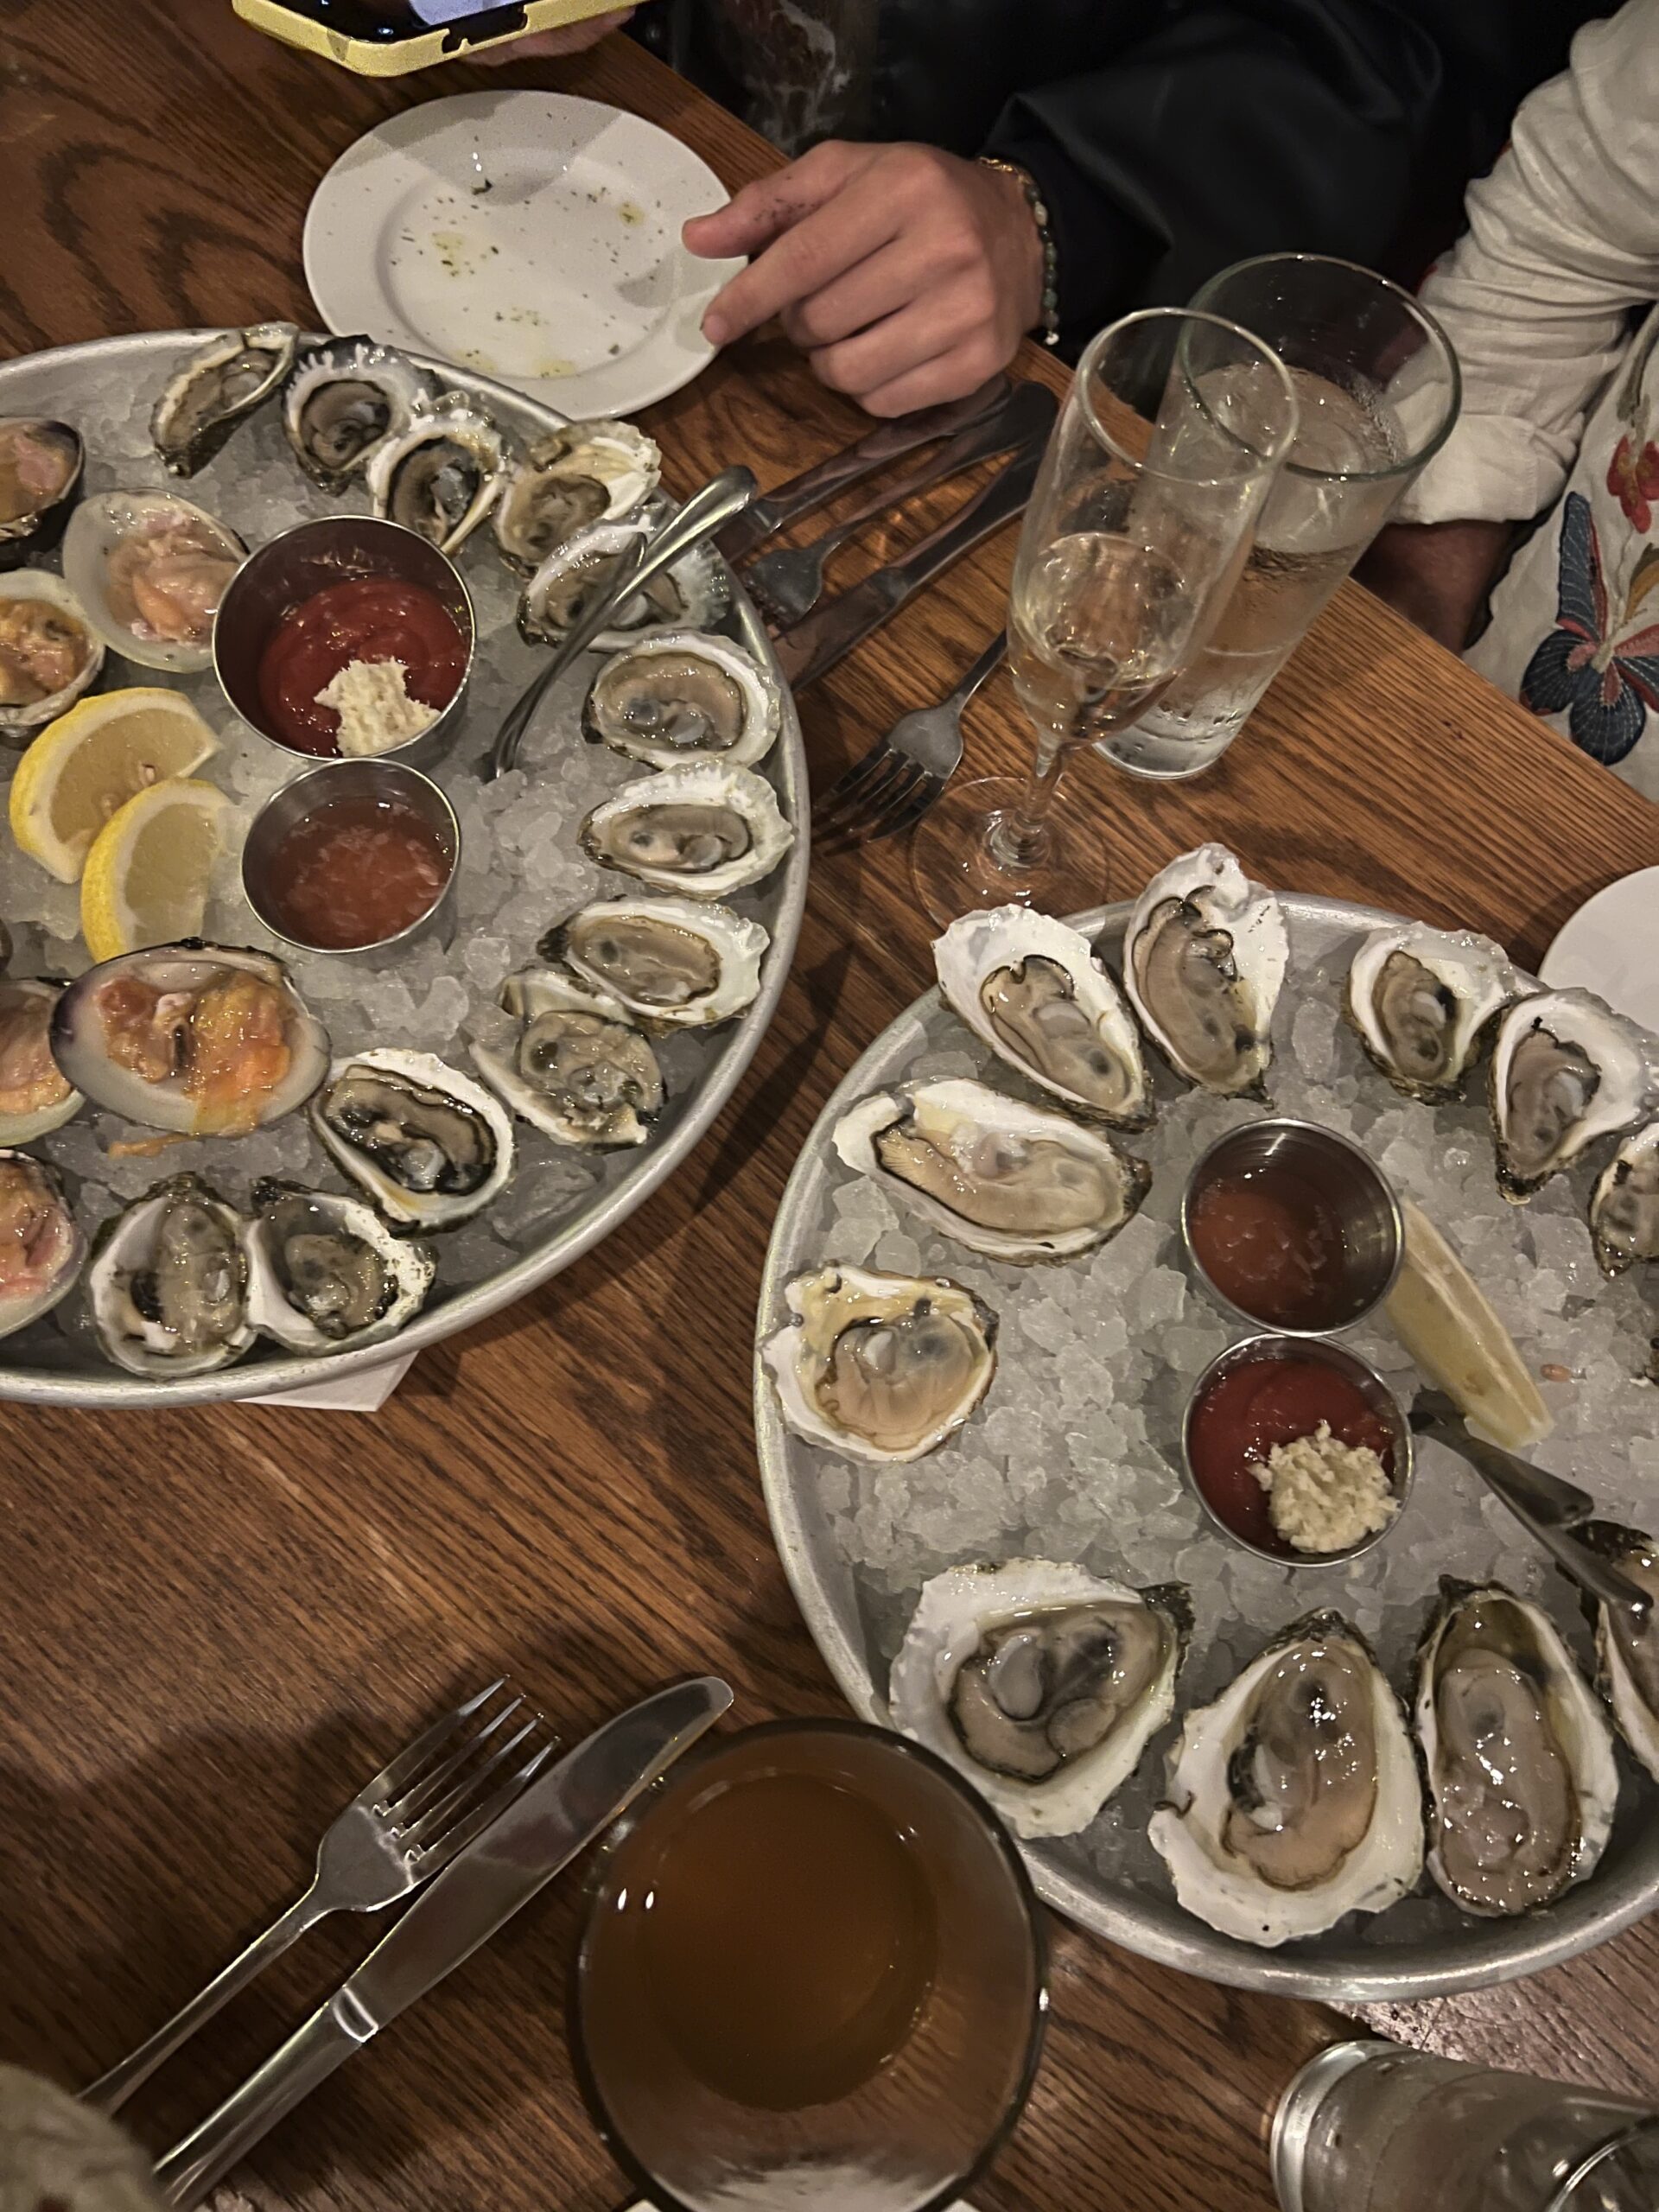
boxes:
[0,417,84,568]
[933,906,1151,1128]
[833,1077,1150,1263]
[283,336,436,491]
[0,978,80,1143]
[578,762,792,899]
[245,1179,435,1353]
[546,894,768,1030]
[86,1175,253,1378]
[1147,1610,1424,1947]
[1490,988,1652,1199]
[1345,923,1516,1099]
[366,394,509,556]
[0,1150,84,1338]
[762,1263,996,1463]
[471,968,664,1148]
[1590,1120,1659,1275]
[1124,844,1287,1097]
[582,628,781,771]
[0,572,104,741]
[1414,1579,1617,1916]
[1576,1522,1659,1784]
[51,945,328,1138]
[493,419,660,574]
[311,1047,514,1228]
[151,323,297,476]
[890,1560,1191,1838]
[518,516,728,651]
[61,491,246,673]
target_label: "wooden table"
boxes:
[3,6,1657,2207]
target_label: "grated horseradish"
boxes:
[1251,1421,1397,1553]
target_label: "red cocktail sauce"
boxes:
[1187,1160,1349,1330]
[257,578,467,756]
[267,795,451,950]
[1187,1357,1395,1554]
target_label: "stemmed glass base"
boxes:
[907,773,1109,928]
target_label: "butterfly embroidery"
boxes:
[1521,492,1659,765]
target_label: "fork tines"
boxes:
[372,1678,555,1863]
[815,749,941,849]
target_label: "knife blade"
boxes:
[772,436,1045,693]
[717,373,1014,564]
[153,1675,732,2209]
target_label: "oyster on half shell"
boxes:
[1489,988,1652,1199]
[1147,1610,1424,1947]
[518,516,728,651]
[1576,1522,1659,1784]
[546,894,768,1030]
[151,322,297,476]
[891,1560,1191,1838]
[86,1175,253,1378]
[1123,844,1287,1097]
[582,629,781,771]
[283,337,436,491]
[471,968,664,1149]
[366,394,509,556]
[762,1263,996,1463]
[833,1077,1149,1263]
[1590,1120,1659,1275]
[578,761,792,899]
[311,1048,514,1229]
[1414,1580,1618,1916]
[493,419,660,574]
[245,1179,435,1353]
[1345,923,1516,1099]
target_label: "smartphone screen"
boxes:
[265,0,537,40]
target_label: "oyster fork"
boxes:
[816,630,1008,850]
[85,1678,553,2114]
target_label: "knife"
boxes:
[153,1675,733,2209]
[772,436,1045,692]
[716,373,1014,564]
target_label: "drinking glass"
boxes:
[572,1719,1046,2212]
[1101,255,1461,780]
[909,306,1299,925]
[1273,2039,1659,2212]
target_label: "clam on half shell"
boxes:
[1122,843,1287,1098]
[0,1150,85,1340]
[60,491,246,675]
[0,977,80,1143]
[1489,988,1653,1199]
[0,571,105,743]
[0,417,84,569]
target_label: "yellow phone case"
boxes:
[233,0,622,76]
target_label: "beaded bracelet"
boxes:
[978,156,1061,349]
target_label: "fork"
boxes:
[742,382,1054,628]
[815,630,1008,850]
[84,1679,553,2114]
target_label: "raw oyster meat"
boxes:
[61,490,245,673]
[833,1077,1149,1262]
[1576,1522,1659,1783]
[578,762,792,899]
[762,1263,996,1463]
[366,394,509,556]
[311,1047,514,1228]
[1590,1120,1659,1274]
[151,323,296,476]
[890,1560,1191,1837]
[933,906,1151,1128]
[1123,844,1287,1096]
[0,571,105,740]
[546,894,768,1030]
[582,629,781,771]
[471,968,664,1149]
[1414,1579,1617,1916]
[493,418,660,573]
[52,945,328,1137]
[0,978,80,1143]
[0,1150,84,1338]
[86,1175,253,1378]
[0,417,83,568]
[1489,988,1651,1198]
[283,337,436,491]
[518,516,727,650]
[245,1179,435,1353]
[1147,1610,1423,1947]
[1345,922,1516,1099]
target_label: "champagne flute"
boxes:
[910,308,1300,925]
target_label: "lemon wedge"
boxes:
[1385,1198,1553,1448]
[79,779,234,962]
[10,688,219,885]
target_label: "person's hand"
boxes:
[683,142,1045,416]
[469,7,634,62]
[1359,518,1515,654]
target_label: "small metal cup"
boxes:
[241,757,460,958]
[213,514,474,766]
[1179,1116,1403,1336]
[1181,1332,1414,1566]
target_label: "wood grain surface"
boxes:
[2,7,1657,2209]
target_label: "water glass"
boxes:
[1101,255,1460,780]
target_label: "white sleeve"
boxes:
[1395,0,1659,526]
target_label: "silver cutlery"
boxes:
[816,629,1007,850]
[715,374,1013,565]
[488,466,757,780]
[772,437,1045,695]
[742,382,1056,627]
[86,1679,554,2116]
[153,1675,733,2210]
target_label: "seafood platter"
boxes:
[755,846,1659,1997]
[0,326,805,1402]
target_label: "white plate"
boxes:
[303,91,743,417]
[1540,865,1659,1031]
